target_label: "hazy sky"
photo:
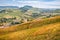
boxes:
[0,0,60,8]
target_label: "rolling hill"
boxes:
[0,6,19,9]
[0,6,60,40]
[0,16,60,40]
[0,6,60,27]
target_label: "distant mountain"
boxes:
[20,5,33,12]
[19,5,60,13]
[0,6,19,9]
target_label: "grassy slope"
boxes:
[0,16,60,35]
[0,22,60,40]
[0,9,23,19]
[0,16,60,40]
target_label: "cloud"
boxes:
[0,0,60,8]
[16,1,60,8]
[15,0,60,1]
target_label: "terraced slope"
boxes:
[0,16,60,40]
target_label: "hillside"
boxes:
[0,6,60,27]
[0,16,60,40]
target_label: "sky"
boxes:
[0,0,60,8]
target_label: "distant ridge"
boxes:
[0,6,19,9]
